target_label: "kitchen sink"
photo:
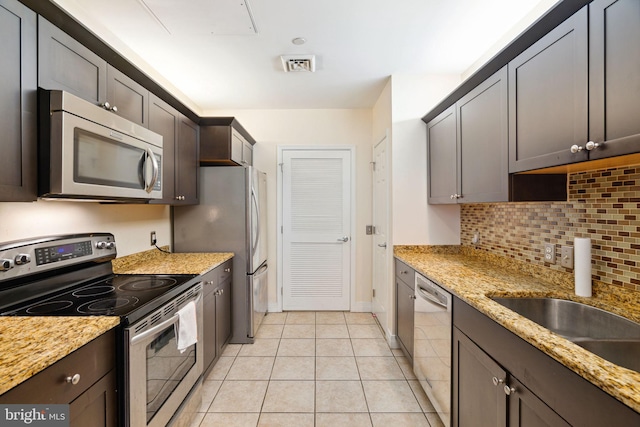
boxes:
[490,297,640,371]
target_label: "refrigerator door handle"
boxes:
[255,262,268,276]
[251,188,260,254]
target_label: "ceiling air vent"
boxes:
[281,55,316,72]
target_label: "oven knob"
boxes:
[106,242,116,250]
[0,259,14,271]
[14,254,31,265]
[96,241,107,249]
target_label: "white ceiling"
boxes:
[52,0,555,112]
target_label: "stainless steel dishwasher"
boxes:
[414,273,452,427]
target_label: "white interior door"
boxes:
[372,135,390,334]
[282,149,352,311]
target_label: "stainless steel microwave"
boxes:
[38,89,162,202]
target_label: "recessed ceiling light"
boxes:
[292,37,306,45]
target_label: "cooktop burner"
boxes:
[2,274,196,318]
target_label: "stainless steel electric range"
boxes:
[0,233,204,427]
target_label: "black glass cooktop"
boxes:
[1,274,197,318]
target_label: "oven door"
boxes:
[125,285,203,427]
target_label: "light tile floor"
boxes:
[190,311,445,427]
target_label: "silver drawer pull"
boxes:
[224,268,231,273]
[66,374,81,385]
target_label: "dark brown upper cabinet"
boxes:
[0,0,37,202]
[427,67,508,204]
[457,67,508,203]
[39,17,149,127]
[508,7,588,173]
[106,65,149,127]
[200,118,256,166]
[175,115,199,204]
[148,94,198,205]
[427,106,457,204]
[588,0,640,160]
[38,16,107,106]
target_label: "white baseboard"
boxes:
[350,301,372,312]
[267,302,372,313]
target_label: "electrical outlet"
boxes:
[150,231,157,246]
[544,243,556,264]
[560,246,574,269]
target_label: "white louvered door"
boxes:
[282,149,352,310]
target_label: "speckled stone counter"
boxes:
[0,317,120,395]
[112,248,234,275]
[395,245,640,413]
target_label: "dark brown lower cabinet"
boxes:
[202,259,233,378]
[0,329,117,427]
[454,328,569,427]
[453,297,640,426]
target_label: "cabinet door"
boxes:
[588,0,640,159]
[69,370,117,427]
[508,377,570,427]
[175,116,199,204]
[0,0,36,201]
[216,276,232,354]
[427,105,457,204]
[457,67,508,203]
[203,288,217,375]
[453,327,507,427]
[396,278,415,360]
[148,94,178,204]
[38,16,107,105]
[508,7,588,172]
[242,140,254,166]
[106,65,149,127]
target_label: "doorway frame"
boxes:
[275,145,357,313]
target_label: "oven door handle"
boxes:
[130,293,201,346]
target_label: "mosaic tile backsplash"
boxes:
[461,165,640,292]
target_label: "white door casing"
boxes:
[372,133,391,336]
[280,148,353,311]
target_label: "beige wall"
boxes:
[201,108,374,311]
[390,74,462,245]
[0,201,171,256]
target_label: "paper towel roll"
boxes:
[574,237,592,297]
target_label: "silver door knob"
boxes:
[378,243,387,248]
[337,236,349,242]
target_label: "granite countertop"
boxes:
[0,248,233,396]
[394,245,640,413]
[112,247,234,275]
[0,317,120,395]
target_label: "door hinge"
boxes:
[372,289,376,298]
[281,225,283,234]
[279,162,284,173]
[370,161,376,171]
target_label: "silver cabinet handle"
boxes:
[224,268,231,273]
[66,374,81,385]
[504,385,516,395]
[585,141,600,151]
[337,236,349,242]
[377,243,387,248]
[492,377,504,386]
[570,144,584,153]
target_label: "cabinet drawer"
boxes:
[0,329,115,405]
[218,260,232,284]
[395,258,415,288]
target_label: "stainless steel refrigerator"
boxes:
[173,166,268,344]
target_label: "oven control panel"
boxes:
[0,233,117,282]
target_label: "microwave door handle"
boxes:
[143,147,159,193]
